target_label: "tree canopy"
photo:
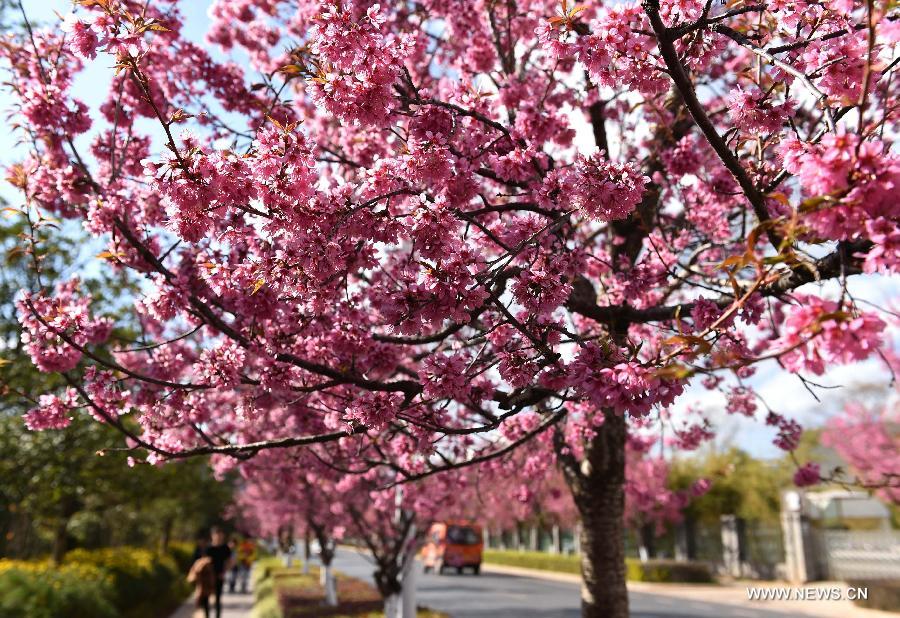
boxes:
[2,1,898,616]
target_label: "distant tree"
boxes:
[823,402,900,504]
[670,447,786,525]
[0,412,234,562]
[0,209,231,561]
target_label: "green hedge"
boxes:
[483,550,581,574]
[0,546,190,618]
[626,559,714,583]
[255,555,291,582]
[252,557,291,618]
[482,550,714,583]
[848,580,900,612]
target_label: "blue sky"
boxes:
[0,1,221,204]
[3,1,897,460]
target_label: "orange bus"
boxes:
[421,521,483,575]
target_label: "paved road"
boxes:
[332,549,810,618]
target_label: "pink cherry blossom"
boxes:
[777,296,885,375]
[569,155,648,222]
[23,390,78,431]
[823,401,900,503]
[16,279,113,373]
[766,412,803,451]
[60,13,101,60]
[727,87,795,135]
[793,462,821,488]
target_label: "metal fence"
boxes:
[817,529,900,580]
[487,520,900,583]
[744,522,784,580]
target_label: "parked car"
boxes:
[422,521,483,574]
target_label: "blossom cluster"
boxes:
[16,280,112,374]
[776,296,885,375]
[307,4,417,126]
[568,155,648,222]
[780,133,900,245]
[823,401,900,503]
[568,345,684,417]
[23,389,79,431]
[766,412,803,451]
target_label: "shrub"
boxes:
[255,556,289,582]
[848,580,900,612]
[0,546,190,618]
[64,546,189,618]
[625,559,714,583]
[0,560,117,618]
[168,541,196,572]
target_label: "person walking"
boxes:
[205,526,233,618]
[230,535,256,594]
[187,536,216,618]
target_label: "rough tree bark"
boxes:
[557,411,629,618]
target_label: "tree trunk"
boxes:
[675,516,696,561]
[384,593,401,618]
[638,523,656,562]
[557,411,629,618]
[373,538,416,617]
[160,516,174,554]
[279,524,295,567]
[400,549,418,618]
[304,530,312,575]
[376,564,403,618]
[322,562,337,606]
[317,531,337,607]
[52,519,69,565]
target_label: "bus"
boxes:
[421,521,483,575]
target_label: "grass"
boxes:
[253,558,447,618]
[482,550,714,583]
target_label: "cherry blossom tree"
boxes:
[822,401,900,503]
[456,429,701,558]
[237,446,464,614]
[4,0,899,616]
[238,455,346,607]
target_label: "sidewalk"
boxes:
[481,563,896,618]
[168,584,254,618]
